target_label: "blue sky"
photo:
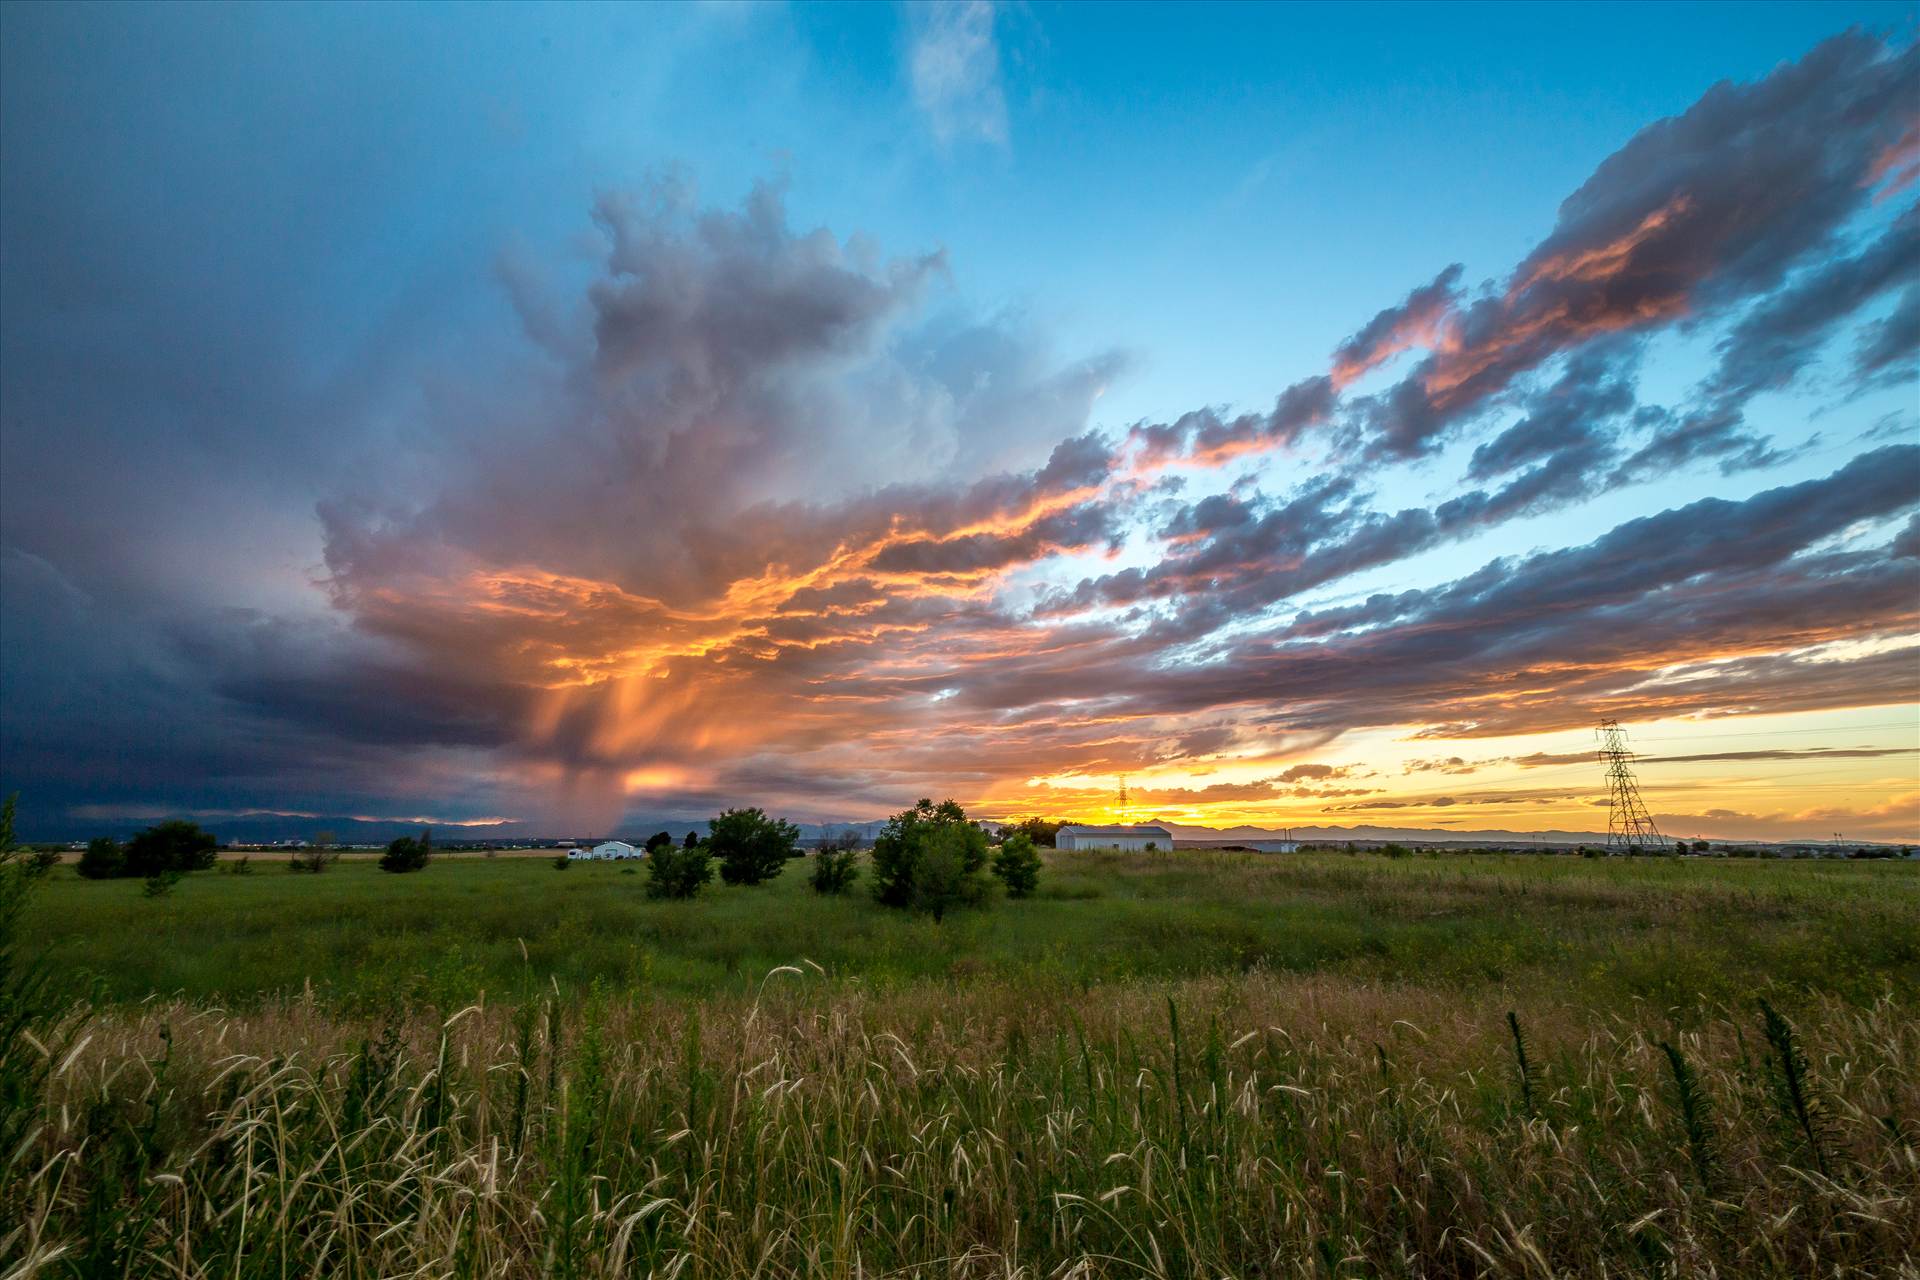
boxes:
[2,2,1915,842]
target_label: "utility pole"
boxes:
[1597,719,1666,854]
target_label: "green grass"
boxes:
[28,849,1920,1011]
[10,850,1920,1275]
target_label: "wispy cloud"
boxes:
[909,1,1008,146]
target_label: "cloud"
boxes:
[909,2,1008,146]
[1349,33,1917,461]
[3,19,1915,841]
[1516,745,1918,768]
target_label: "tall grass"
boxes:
[5,974,1917,1276]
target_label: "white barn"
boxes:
[571,840,641,861]
[1055,824,1174,852]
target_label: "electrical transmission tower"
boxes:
[1597,718,1666,853]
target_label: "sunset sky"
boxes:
[2,2,1916,842]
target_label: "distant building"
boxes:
[572,840,641,861]
[1056,824,1174,852]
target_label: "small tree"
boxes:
[645,830,673,853]
[646,842,713,900]
[380,828,432,874]
[77,837,124,880]
[871,798,990,918]
[143,868,183,898]
[1012,817,1062,847]
[810,830,862,895]
[123,820,218,878]
[683,829,700,849]
[710,807,801,887]
[293,846,339,873]
[991,832,1042,899]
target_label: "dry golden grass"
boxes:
[7,971,1918,1277]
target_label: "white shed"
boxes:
[1055,824,1174,852]
[572,840,641,861]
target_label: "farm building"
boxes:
[1055,824,1174,852]
[570,840,641,861]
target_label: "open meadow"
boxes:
[7,850,1919,1277]
[19,849,1920,1009]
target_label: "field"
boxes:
[7,851,1920,1276]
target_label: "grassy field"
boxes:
[25,849,1920,1010]
[7,851,1919,1276]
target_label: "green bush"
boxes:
[1009,817,1062,847]
[122,821,218,878]
[379,828,432,874]
[710,807,801,887]
[871,798,991,920]
[809,840,862,895]
[991,833,1042,898]
[647,843,713,900]
[143,868,184,898]
[76,837,124,880]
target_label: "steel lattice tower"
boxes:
[1597,718,1666,852]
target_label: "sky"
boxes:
[2,1,1917,844]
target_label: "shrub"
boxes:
[143,868,184,898]
[710,807,801,887]
[24,848,60,879]
[288,846,339,874]
[552,855,571,870]
[1381,842,1411,859]
[1010,817,1062,847]
[872,799,990,920]
[219,855,253,875]
[647,842,713,900]
[123,820,218,878]
[380,828,432,874]
[810,833,862,895]
[991,833,1042,898]
[76,837,125,880]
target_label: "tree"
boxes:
[289,844,340,873]
[810,830,862,895]
[1011,817,1062,848]
[380,828,432,874]
[683,829,700,849]
[870,798,989,919]
[645,830,673,853]
[123,820,218,878]
[646,842,713,900]
[77,837,125,880]
[710,807,800,887]
[990,832,1042,899]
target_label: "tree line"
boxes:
[56,801,1061,919]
